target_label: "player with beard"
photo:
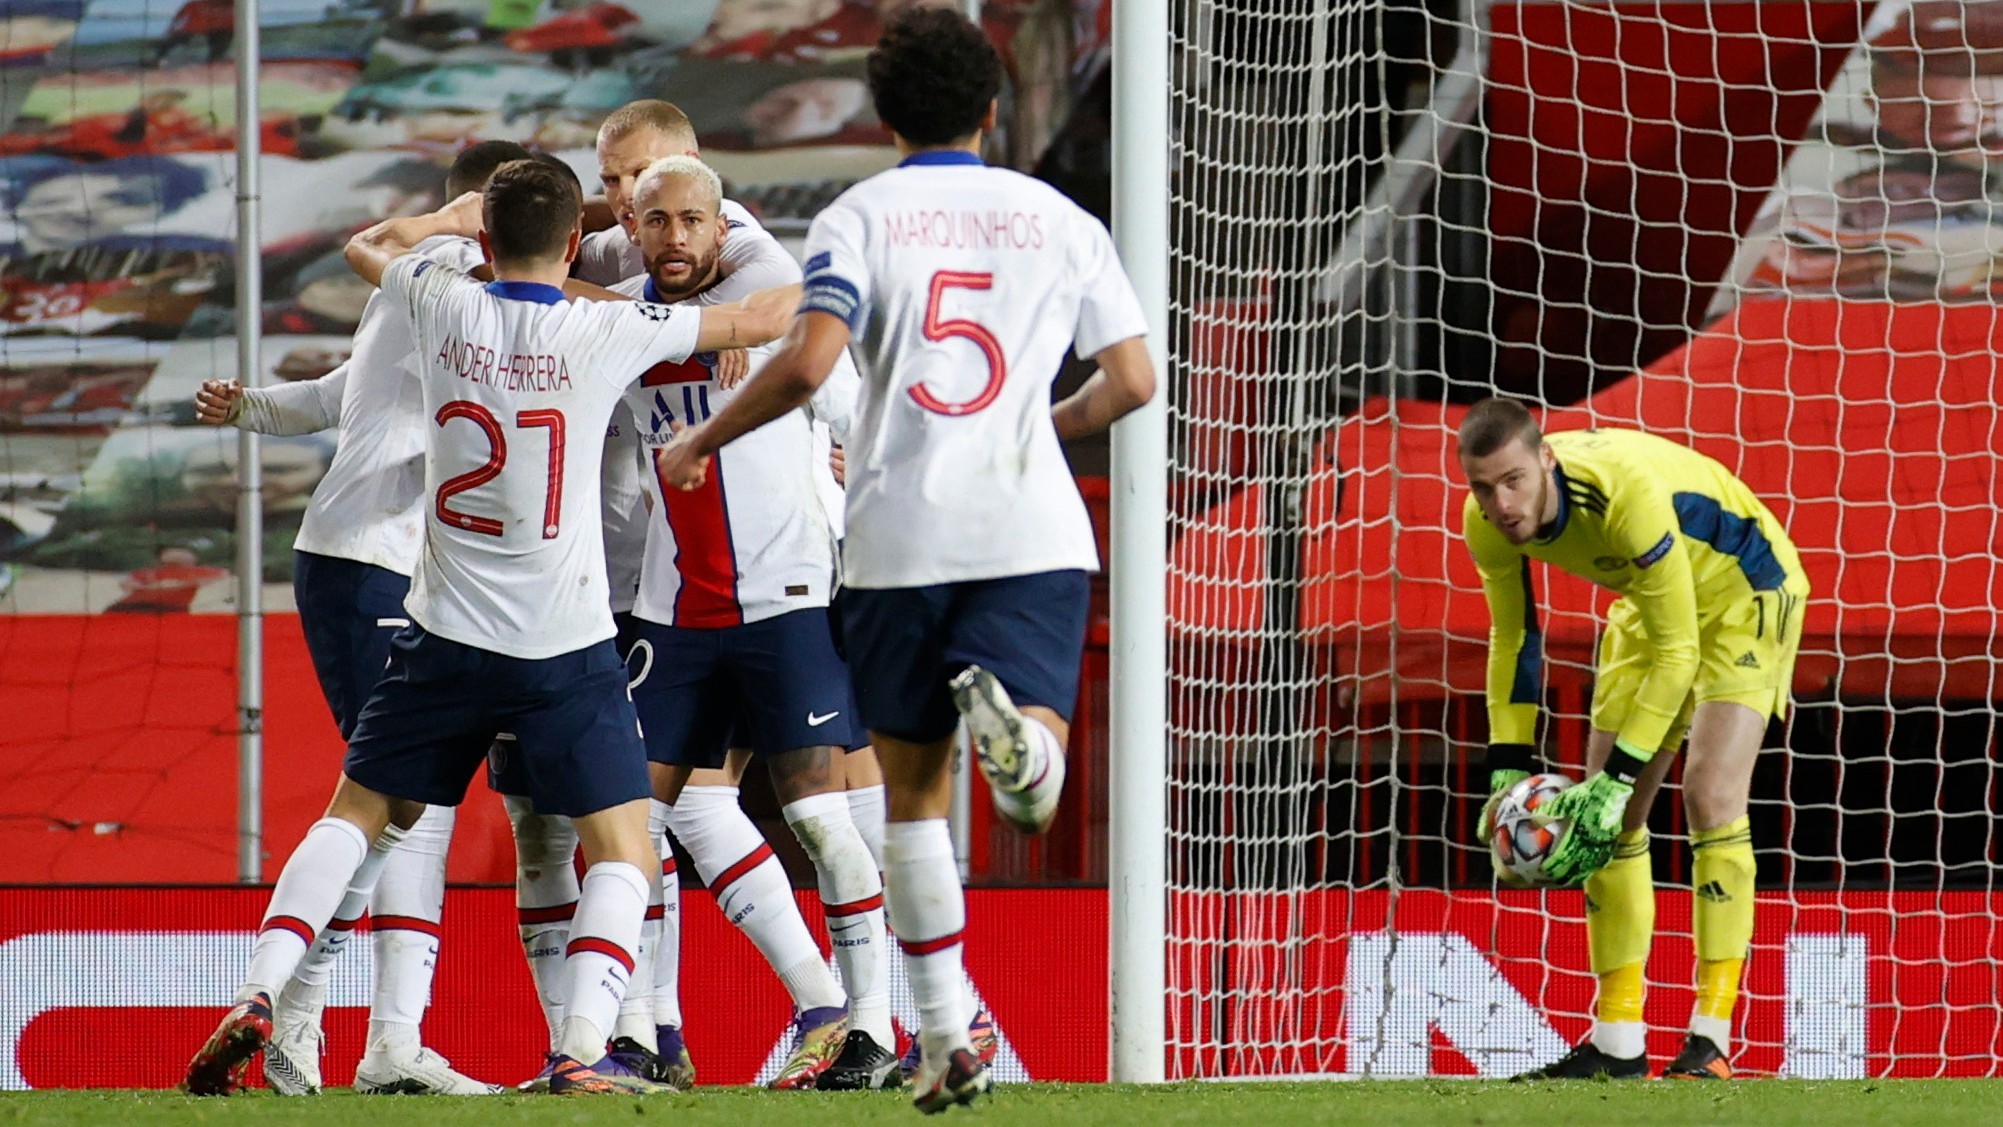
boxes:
[655,10,1158,1110]
[606,154,901,1091]
[485,113,811,1091]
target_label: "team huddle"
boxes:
[182,10,1154,1113]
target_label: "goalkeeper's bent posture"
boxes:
[1457,398,1809,1082]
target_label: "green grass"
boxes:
[3,1081,2000,1127]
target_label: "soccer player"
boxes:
[193,139,533,1097]
[1457,398,1810,1081]
[181,159,798,1097]
[488,104,811,1091]
[655,10,1156,1111]
[613,154,895,1091]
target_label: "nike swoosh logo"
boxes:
[807,711,840,727]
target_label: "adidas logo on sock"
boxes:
[1695,880,1732,903]
[1735,652,1759,668]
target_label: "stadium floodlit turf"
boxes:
[3,1081,2000,1126]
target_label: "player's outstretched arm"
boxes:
[691,282,803,353]
[343,191,484,288]
[1053,336,1156,441]
[657,309,847,491]
[195,365,347,436]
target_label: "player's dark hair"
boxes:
[599,99,697,147]
[482,159,581,264]
[446,140,534,198]
[867,8,1002,147]
[528,150,583,193]
[1459,397,1543,458]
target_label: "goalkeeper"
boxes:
[1456,398,1809,1082]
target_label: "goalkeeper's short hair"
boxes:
[1460,397,1543,458]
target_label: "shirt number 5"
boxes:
[911,270,1006,416]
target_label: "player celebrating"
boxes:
[181,160,798,1097]
[488,106,826,1091]
[656,10,1156,1112]
[612,154,897,1091]
[193,140,532,1098]
[1457,398,1809,1081]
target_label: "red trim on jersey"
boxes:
[261,915,316,945]
[898,930,964,957]
[644,904,665,921]
[709,843,774,896]
[517,408,566,539]
[517,902,577,926]
[824,893,884,918]
[370,914,442,938]
[653,446,743,628]
[325,915,361,932]
[565,936,635,974]
[661,855,678,876]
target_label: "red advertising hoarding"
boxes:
[4,887,1999,1089]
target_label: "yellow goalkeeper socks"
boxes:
[1691,816,1755,1050]
[1585,827,1653,1054]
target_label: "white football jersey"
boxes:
[800,152,1149,588]
[611,271,858,627]
[585,201,799,614]
[381,256,701,659]
[292,235,486,576]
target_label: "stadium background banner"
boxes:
[2,886,1998,1088]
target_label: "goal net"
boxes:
[1165,0,2002,1079]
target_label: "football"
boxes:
[1490,772,1577,887]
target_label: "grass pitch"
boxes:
[3,1081,1999,1127]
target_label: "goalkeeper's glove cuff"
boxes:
[1604,738,1654,786]
[1484,743,1538,777]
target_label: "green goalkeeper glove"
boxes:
[1477,768,1531,841]
[1475,743,1538,842]
[1535,739,1651,885]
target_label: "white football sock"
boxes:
[846,784,887,871]
[650,799,684,1030]
[1018,717,1066,802]
[669,785,844,1014]
[286,821,408,995]
[1690,1013,1732,1054]
[367,805,452,1053]
[1592,1020,1647,1059]
[554,862,647,1065]
[883,819,971,1057]
[784,792,891,1045]
[612,824,664,1051]
[244,817,370,1002]
[507,794,578,1049]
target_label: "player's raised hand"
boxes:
[829,445,846,486]
[657,423,712,491]
[194,379,244,426]
[1533,770,1634,884]
[438,190,485,238]
[715,348,750,389]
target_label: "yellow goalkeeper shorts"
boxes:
[1590,585,1807,751]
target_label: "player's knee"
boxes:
[1681,769,1749,832]
[506,796,578,872]
[766,744,841,801]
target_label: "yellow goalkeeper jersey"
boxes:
[1462,428,1808,755]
